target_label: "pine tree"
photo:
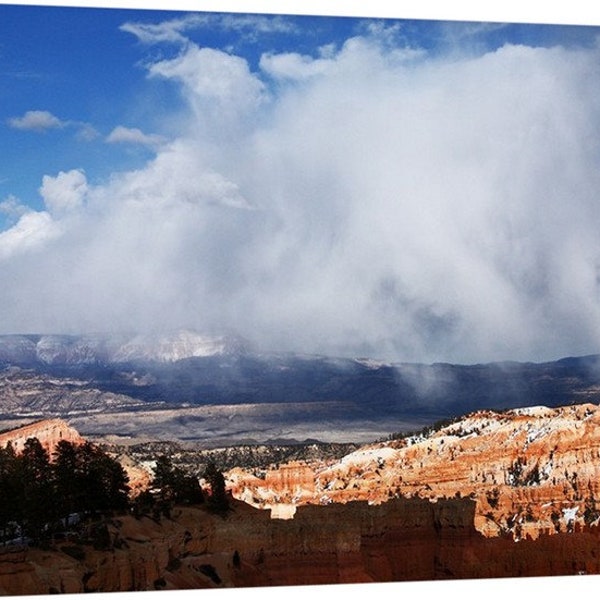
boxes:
[151,455,204,509]
[152,455,177,499]
[203,461,229,514]
[0,437,130,546]
[20,437,56,543]
[77,442,130,514]
[0,443,19,544]
[53,440,83,527]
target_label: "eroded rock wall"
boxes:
[228,403,600,540]
[2,497,600,596]
[0,418,84,455]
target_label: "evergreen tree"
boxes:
[20,437,56,543]
[176,474,205,505]
[0,443,19,543]
[152,455,177,500]
[203,461,229,513]
[77,442,130,515]
[151,455,204,510]
[0,437,130,546]
[132,489,155,519]
[53,440,83,527]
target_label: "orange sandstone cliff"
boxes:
[2,496,600,596]
[0,418,84,455]
[4,405,600,594]
[227,403,600,540]
[0,418,150,494]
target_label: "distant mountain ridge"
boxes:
[1,330,600,445]
[0,330,250,366]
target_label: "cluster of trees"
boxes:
[0,438,130,545]
[0,437,231,548]
[126,440,359,474]
[134,455,229,519]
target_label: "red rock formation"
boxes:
[0,418,84,456]
[0,419,151,496]
[230,462,316,511]
[2,497,600,595]
[4,404,600,593]
[227,403,600,541]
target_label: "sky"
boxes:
[2,1,600,365]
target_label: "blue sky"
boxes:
[2,4,598,223]
[2,1,600,364]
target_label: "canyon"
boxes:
[1,404,600,594]
[227,403,600,541]
[2,495,600,596]
[3,336,600,594]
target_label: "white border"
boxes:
[0,0,599,27]
[5,1,600,600]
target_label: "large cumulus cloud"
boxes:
[3,27,600,365]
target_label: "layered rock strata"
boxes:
[0,418,84,455]
[228,403,600,540]
[0,419,150,494]
[2,497,600,595]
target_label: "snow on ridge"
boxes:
[338,446,398,467]
[510,406,553,417]
[318,446,399,476]
[354,358,392,370]
[35,334,108,365]
[0,329,249,365]
[110,330,245,362]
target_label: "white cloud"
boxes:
[102,138,254,210]
[7,110,99,142]
[120,12,296,46]
[0,210,59,260]
[3,33,600,365]
[74,123,100,142]
[259,52,334,80]
[217,13,297,37]
[39,169,88,215]
[7,110,65,132]
[149,43,267,138]
[0,195,29,220]
[106,125,166,147]
[119,13,207,44]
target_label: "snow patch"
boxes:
[339,446,398,467]
[354,358,391,370]
[111,330,247,362]
[511,406,551,417]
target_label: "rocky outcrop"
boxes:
[232,462,316,510]
[228,403,600,540]
[5,402,600,593]
[0,497,513,594]
[2,497,600,595]
[0,418,84,455]
[0,419,150,495]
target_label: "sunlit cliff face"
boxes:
[0,418,84,455]
[227,403,600,539]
